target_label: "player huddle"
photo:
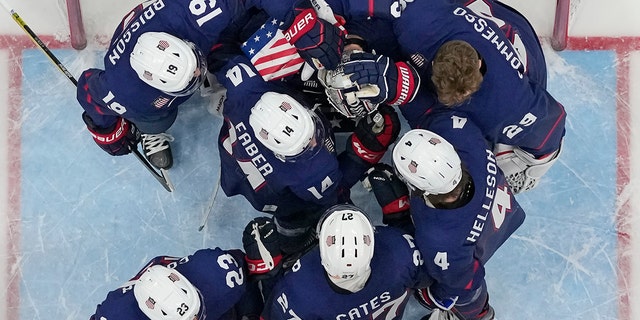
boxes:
[79,0,565,319]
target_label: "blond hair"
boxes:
[431,40,483,107]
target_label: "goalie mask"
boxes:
[130,32,207,97]
[317,52,380,119]
[393,129,462,195]
[317,204,375,293]
[134,265,206,320]
[249,92,327,162]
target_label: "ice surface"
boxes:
[1,0,636,318]
[6,42,621,320]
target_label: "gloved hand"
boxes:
[342,52,420,106]
[242,217,283,280]
[363,163,410,225]
[282,0,347,70]
[415,287,459,312]
[82,112,141,156]
[318,52,380,119]
[349,105,400,164]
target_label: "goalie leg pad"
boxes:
[494,143,562,194]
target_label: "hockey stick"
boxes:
[198,170,221,231]
[0,0,77,85]
[0,0,175,192]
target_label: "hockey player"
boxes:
[330,0,566,193]
[215,55,400,258]
[75,0,350,170]
[368,110,527,319]
[243,204,428,320]
[76,0,249,169]
[89,247,263,320]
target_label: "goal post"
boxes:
[66,0,86,50]
[551,0,570,51]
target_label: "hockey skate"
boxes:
[141,133,175,169]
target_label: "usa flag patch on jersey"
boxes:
[153,96,170,108]
[242,18,304,81]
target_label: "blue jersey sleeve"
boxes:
[76,0,247,129]
[393,0,565,155]
[216,56,342,217]
[90,248,249,320]
[76,69,120,128]
[263,228,428,319]
[411,111,526,299]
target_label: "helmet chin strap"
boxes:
[328,267,371,293]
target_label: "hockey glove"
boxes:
[363,163,411,226]
[282,0,347,70]
[342,52,420,106]
[319,53,380,119]
[82,112,141,156]
[242,217,283,280]
[415,287,459,312]
[349,105,400,164]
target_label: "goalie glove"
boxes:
[282,0,347,70]
[494,142,562,194]
[82,112,141,156]
[342,52,421,106]
[363,163,411,226]
[349,105,400,164]
[242,217,283,280]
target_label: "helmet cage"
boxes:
[319,68,379,119]
[317,49,380,119]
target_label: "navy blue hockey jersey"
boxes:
[216,55,343,218]
[261,227,427,320]
[90,248,249,320]
[408,109,526,301]
[76,0,246,130]
[395,0,565,156]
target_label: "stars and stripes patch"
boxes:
[259,128,269,140]
[242,18,304,81]
[168,272,180,282]
[409,160,418,173]
[145,297,156,309]
[157,40,169,51]
[280,101,292,112]
[152,96,170,108]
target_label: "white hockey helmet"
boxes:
[134,265,205,320]
[317,204,375,292]
[130,32,207,96]
[392,129,462,195]
[249,92,326,162]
